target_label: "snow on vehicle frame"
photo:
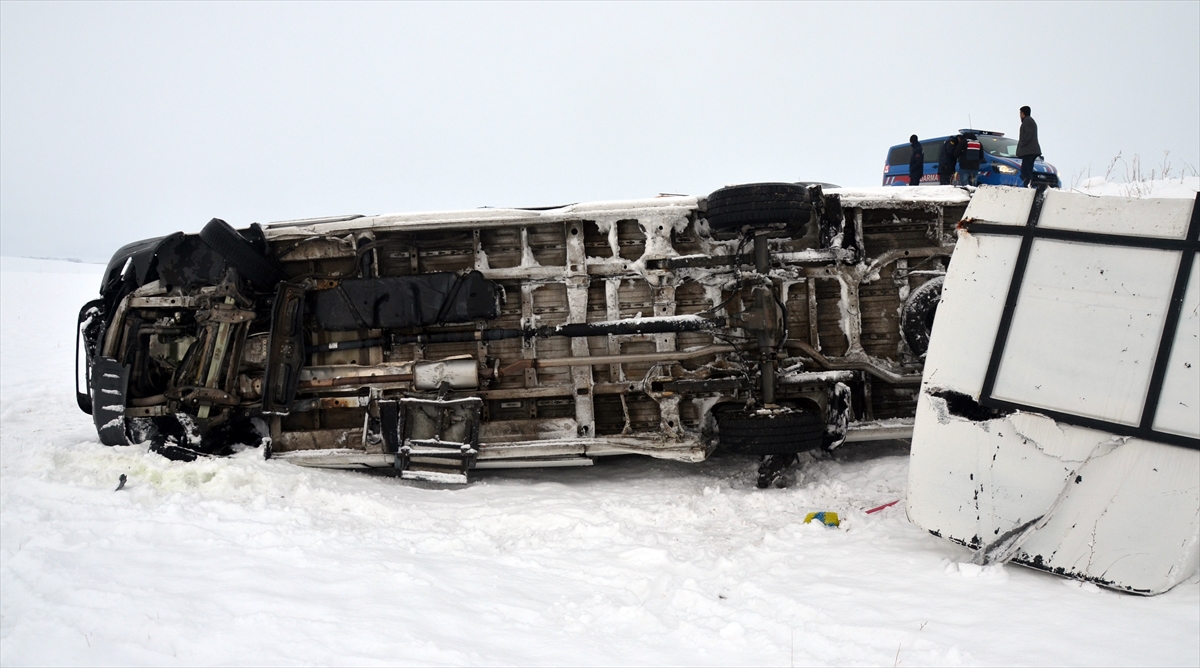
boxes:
[76,184,970,486]
[908,186,1200,594]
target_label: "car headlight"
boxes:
[995,164,1019,175]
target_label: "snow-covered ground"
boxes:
[2,214,1198,666]
[1070,174,1200,199]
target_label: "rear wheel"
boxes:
[902,276,944,358]
[717,406,824,455]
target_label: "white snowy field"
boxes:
[1071,174,1200,199]
[1,244,1197,666]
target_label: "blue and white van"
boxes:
[882,130,1061,188]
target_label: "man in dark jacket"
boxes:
[1017,106,1041,187]
[957,132,984,187]
[908,135,924,186]
[938,135,959,185]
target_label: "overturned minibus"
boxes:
[78,183,970,486]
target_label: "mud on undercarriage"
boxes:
[77,184,970,485]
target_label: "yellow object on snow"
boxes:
[804,511,840,527]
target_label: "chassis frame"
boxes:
[77,185,971,481]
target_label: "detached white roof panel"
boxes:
[907,185,1200,595]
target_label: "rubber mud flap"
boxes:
[76,298,106,414]
[262,282,306,415]
[378,399,401,454]
[91,357,131,446]
[823,382,851,450]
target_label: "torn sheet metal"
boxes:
[907,185,1199,595]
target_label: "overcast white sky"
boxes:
[2,1,1197,262]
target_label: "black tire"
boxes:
[717,407,824,455]
[705,183,813,234]
[199,218,282,290]
[902,276,944,358]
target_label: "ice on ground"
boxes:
[2,257,1197,667]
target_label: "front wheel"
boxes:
[705,183,814,237]
[901,276,944,358]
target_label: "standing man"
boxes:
[908,135,924,186]
[957,132,984,187]
[1017,105,1041,187]
[937,135,959,185]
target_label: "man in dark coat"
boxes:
[1017,105,1041,187]
[938,135,959,185]
[908,135,924,186]
[957,132,984,187]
